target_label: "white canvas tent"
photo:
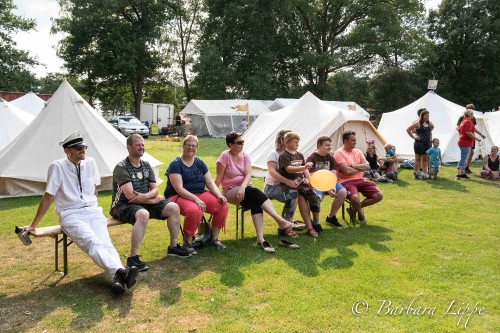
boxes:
[179,100,271,137]
[377,91,494,163]
[243,92,386,177]
[268,98,370,119]
[10,92,46,117]
[485,111,500,146]
[0,81,162,198]
[0,99,34,152]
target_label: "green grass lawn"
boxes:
[0,137,498,332]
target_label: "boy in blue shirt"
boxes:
[426,138,443,180]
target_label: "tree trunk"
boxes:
[315,68,328,99]
[134,74,145,119]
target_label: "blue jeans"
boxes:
[457,146,471,169]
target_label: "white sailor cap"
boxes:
[60,131,86,148]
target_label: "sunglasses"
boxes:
[73,145,88,151]
[234,140,245,145]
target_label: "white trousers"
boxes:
[59,206,123,280]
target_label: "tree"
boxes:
[324,71,369,107]
[427,0,499,110]
[163,0,202,101]
[192,0,303,99]
[53,0,176,117]
[0,0,38,91]
[291,0,424,98]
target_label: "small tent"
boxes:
[179,100,270,137]
[10,92,46,117]
[268,98,370,119]
[0,81,162,198]
[377,91,494,163]
[0,99,34,152]
[243,92,386,177]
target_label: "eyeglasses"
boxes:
[73,145,88,151]
[234,140,245,145]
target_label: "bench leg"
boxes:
[54,235,59,272]
[54,233,72,276]
[63,234,68,276]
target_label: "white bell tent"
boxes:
[10,92,46,117]
[0,99,34,152]
[377,91,494,163]
[243,92,386,177]
[0,81,162,198]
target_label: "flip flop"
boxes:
[279,239,299,249]
[257,240,275,253]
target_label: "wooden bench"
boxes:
[28,218,125,276]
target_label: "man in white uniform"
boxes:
[25,131,138,295]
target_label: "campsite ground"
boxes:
[0,137,498,332]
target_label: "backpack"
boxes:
[401,159,415,169]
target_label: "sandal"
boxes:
[278,224,298,238]
[257,240,275,253]
[307,227,319,237]
[211,238,226,250]
[279,239,299,249]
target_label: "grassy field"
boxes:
[0,137,498,333]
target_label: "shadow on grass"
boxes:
[0,273,133,333]
[1,223,391,332]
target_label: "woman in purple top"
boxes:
[215,131,298,253]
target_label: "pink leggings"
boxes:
[168,192,228,237]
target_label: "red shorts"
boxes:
[342,178,381,199]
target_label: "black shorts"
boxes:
[110,200,170,224]
[414,141,431,155]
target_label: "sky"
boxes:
[12,0,443,79]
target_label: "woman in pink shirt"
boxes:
[215,131,298,253]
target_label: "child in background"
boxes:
[426,138,443,180]
[279,132,321,237]
[378,143,395,173]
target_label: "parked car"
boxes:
[108,116,149,138]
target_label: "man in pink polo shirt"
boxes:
[333,131,383,224]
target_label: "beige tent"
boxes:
[0,81,162,198]
[243,92,386,177]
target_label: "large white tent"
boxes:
[0,81,162,198]
[268,98,371,119]
[378,91,494,163]
[243,92,386,177]
[484,111,500,146]
[10,92,46,117]
[0,99,34,152]
[179,100,271,137]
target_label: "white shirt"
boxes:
[45,157,100,213]
[264,150,280,186]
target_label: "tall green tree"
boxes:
[0,0,38,91]
[192,0,303,99]
[427,0,499,110]
[53,0,176,117]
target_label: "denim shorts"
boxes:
[313,182,345,200]
[457,146,471,169]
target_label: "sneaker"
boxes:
[465,166,472,174]
[127,255,148,272]
[456,175,461,180]
[210,238,226,250]
[182,244,198,255]
[312,223,324,235]
[325,215,343,228]
[167,244,192,257]
[460,174,470,179]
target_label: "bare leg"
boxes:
[130,209,149,257]
[251,213,265,243]
[421,154,429,176]
[414,154,422,174]
[360,192,383,209]
[349,194,361,220]
[329,189,347,217]
[162,202,181,248]
[260,199,290,229]
[211,227,221,240]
